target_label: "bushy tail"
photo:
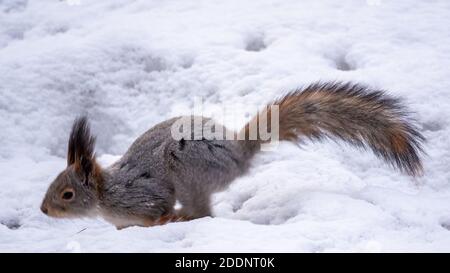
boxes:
[240,82,425,176]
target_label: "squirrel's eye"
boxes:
[61,190,74,201]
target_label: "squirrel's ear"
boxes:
[67,116,96,177]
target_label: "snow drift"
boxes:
[0,0,449,252]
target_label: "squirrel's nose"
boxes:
[41,204,48,215]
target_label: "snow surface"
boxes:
[1,0,450,252]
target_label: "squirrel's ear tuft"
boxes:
[67,116,96,174]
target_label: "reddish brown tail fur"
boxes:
[241,82,425,176]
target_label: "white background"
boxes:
[0,0,449,252]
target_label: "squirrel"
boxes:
[40,82,424,229]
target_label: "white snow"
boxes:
[1,0,450,252]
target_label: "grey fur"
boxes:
[41,81,425,229]
[100,117,251,223]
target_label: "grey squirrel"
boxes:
[41,82,424,229]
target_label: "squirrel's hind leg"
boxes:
[174,192,212,220]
